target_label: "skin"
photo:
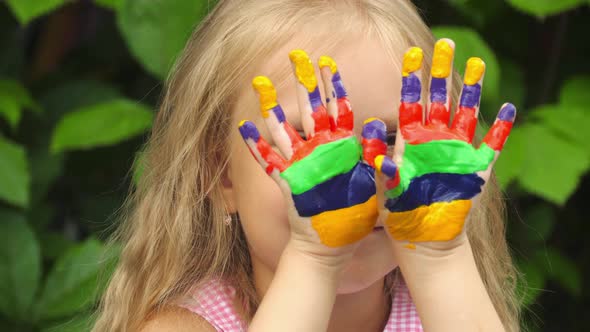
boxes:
[229,36,399,331]
[142,36,508,331]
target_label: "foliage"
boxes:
[0,0,588,331]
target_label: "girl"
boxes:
[93,0,520,331]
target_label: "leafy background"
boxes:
[0,0,589,331]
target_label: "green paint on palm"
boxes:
[385,140,495,199]
[280,137,361,195]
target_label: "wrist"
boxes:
[282,240,350,279]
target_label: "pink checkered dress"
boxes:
[179,279,423,331]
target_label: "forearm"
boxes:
[249,241,340,332]
[394,239,504,332]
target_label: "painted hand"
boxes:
[239,50,386,249]
[374,39,516,250]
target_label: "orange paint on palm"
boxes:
[386,200,471,242]
[311,195,378,247]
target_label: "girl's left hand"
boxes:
[374,39,516,252]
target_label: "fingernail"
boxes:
[374,155,397,177]
[362,118,387,141]
[498,103,516,122]
[238,120,260,141]
[252,76,278,117]
[464,57,485,85]
[431,39,453,79]
[402,47,423,77]
[289,49,317,92]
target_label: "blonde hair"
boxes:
[93,0,520,331]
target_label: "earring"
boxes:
[224,214,232,226]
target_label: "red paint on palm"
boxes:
[399,102,423,130]
[311,105,331,134]
[427,102,451,126]
[337,98,354,131]
[450,106,477,143]
[400,101,471,145]
[282,122,305,150]
[289,128,351,163]
[482,120,513,151]
[256,138,287,174]
[361,138,387,167]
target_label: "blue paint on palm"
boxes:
[292,163,375,217]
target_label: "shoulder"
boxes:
[140,306,217,332]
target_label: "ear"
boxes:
[220,165,237,214]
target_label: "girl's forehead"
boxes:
[244,36,402,132]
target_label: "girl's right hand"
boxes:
[238,50,386,268]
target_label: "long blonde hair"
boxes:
[93,0,520,331]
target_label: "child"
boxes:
[93,0,520,331]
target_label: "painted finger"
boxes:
[319,56,353,131]
[451,57,485,143]
[427,39,454,127]
[252,76,304,159]
[374,155,401,196]
[238,120,288,177]
[399,47,424,138]
[289,50,330,138]
[481,103,516,153]
[361,118,387,167]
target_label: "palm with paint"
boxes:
[374,39,516,249]
[239,50,387,250]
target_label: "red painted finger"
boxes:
[451,57,485,143]
[289,50,330,138]
[319,56,353,132]
[361,118,387,167]
[238,120,287,175]
[399,47,424,138]
[482,103,516,151]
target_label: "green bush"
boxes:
[0,0,588,331]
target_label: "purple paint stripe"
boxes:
[401,73,421,103]
[430,77,447,103]
[385,173,484,212]
[271,105,286,123]
[497,103,516,122]
[238,121,260,142]
[379,156,397,178]
[459,83,481,108]
[332,72,348,98]
[362,119,387,141]
[292,163,375,217]
[309,87,323,109]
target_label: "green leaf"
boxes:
[5,0,72,25]
[530,105,590,149]
[506,0,586,18]
[516,124,590,205]
[117,0,216,78]
[0,210,40,320]
[559,76,590,108]
[534,248,581,296]
[50,99,153,153]
[447,0,503,27]
[523,204,554,243]
[497,58,525,113]
[39,232,75,260]
[94,0,122,11]
[492,125,526,188]
[42,313,95,332]
[0,136,30,207]
[36,238,106,320]
[516,260,546,307]
[0,80,41,129]
[432,26,500,103]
